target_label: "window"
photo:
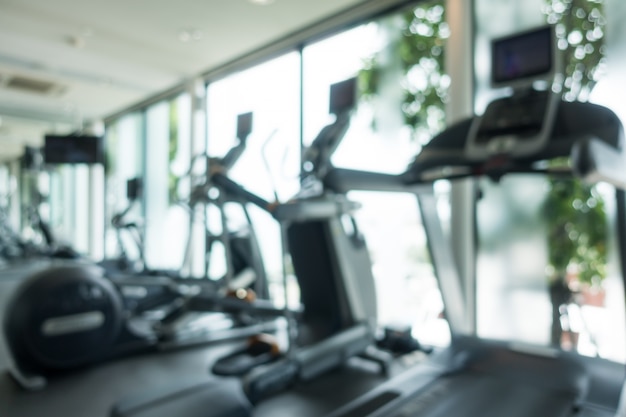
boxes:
[144,94,191,271]
[100,1,455,346]
[475,176,624,361]
[301,3,451,346]
[105,112,144,262]
[474,0,626,363]
[203,53,300,297]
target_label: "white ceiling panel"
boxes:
[0,0,370,158]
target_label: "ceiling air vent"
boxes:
[4,74,66,96]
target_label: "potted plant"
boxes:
[543,174,608,347]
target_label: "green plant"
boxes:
[359,0,610,346]
[168,99,181,204]
[540,0,608,347]
[542,0,608,288]
[543,0,607,101]
[543,173,607,286]
[359,0,448,144]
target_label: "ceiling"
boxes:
[0,0,371,161]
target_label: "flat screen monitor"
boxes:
[237,112,253,140]
[491,25,556,88]
[329,77,357,115]
[43,134,104,165]
[126,177,142,201]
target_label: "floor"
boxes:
[0,261,397,417]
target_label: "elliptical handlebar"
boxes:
[220,137,248,172]
[184,112,254,204]
[301,111,352,182]
[210,173,272,212]
[219,111,254,171]
[301,77,358,184]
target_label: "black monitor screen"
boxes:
[492,26,553,86]
[43,134,104,165]
[329,77,357,115]
[237,112,253,140]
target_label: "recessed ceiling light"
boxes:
[65,28,94,49]
[178,28,204,43]
[66,35,86,49]
[248,0,275,5]
[81,27,95,38]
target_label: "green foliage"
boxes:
[168,100,180,204]
[543,0,607,101]
[542,0,608,285]
[543,175,607,284]
[359,0,448,142]
[104,124,119,176]
[360,0,610,285]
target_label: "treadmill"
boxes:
[323,25,626,417]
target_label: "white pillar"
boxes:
[446,0,476,334]
[184,78,207,277]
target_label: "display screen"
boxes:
[43,134,104,164]
[492,26,553,85]
[237,112,253,140]
[474,92,551,144]
[329,77,356,115]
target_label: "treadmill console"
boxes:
[466,25,560,161]
[236,112,253,142]
[490,25,557,89]
[468,89,559,156]
[329,76,357,116]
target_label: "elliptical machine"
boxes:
[241,78,390,402]
[180,111,269,298]
[100,176,147,275]
[2,115,283,391]
[108,78,391,417]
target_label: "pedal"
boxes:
[242,358,299,404]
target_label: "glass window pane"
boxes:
[350,190,451,347]
[302,4,451,346]
[302,24,421,174]
[474,0,626,364]
[144,94,191,271]
[476,175,624,362]
[591,0,626,122]
[207,53,301,202]
[204,53,300,294]
[105,113,144,262]
[30,163,93,255]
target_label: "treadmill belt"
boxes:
[389,373,577,417]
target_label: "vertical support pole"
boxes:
[418,188,471,335]
[87,119,105,259]
[184,78,207,277]
[445,0,477,335]
[9,159,20,230]
[614,189,626,417]
[88,163,105,259]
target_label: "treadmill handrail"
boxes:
[403,100,626,189]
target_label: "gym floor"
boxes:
[0,264,405,417]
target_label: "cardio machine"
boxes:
[2,117,282,391]
[180,111,269,297]
[222,78,389,401]
[109,77,390,417]
[324,25,626,417]
[99,176,148,275]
